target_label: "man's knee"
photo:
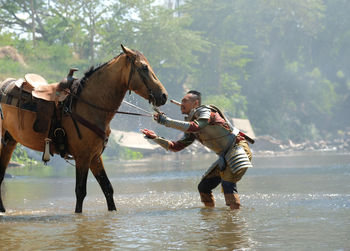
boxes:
[221,180,238,194]
[198,177,221,193]
[197,180,209,193]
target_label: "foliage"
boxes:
[7,155,54,177]
[103,135,143,160]
[122,148,143,160]
[11,145,40,166]
[0,0,350,143]
[100,0,210,98]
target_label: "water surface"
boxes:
[1,152,349,250]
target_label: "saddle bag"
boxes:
[33,99,54,133]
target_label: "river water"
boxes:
[1,152,349,250]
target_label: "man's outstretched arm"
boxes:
[141,129,195,152]
[154,113,209,133]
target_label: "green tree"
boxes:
[313,0,350,129]
[181,0,251,117]
[101,0,210,99]
[223,0,329,140]
[0,0,50,44]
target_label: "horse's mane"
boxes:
[74,52,124,96]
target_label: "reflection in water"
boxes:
[69,214,118,251]
[198,208,253,250]
[0,153,349,250]
[0,214,113,250]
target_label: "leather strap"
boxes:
[70,112,108,142]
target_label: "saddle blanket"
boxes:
[0,78,37,111]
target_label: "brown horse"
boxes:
[0,45,168,213]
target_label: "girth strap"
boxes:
[70,112,108,143]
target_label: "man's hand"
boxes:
[235,132,245,144]
[141,129,157,139]
[153,112,168,125]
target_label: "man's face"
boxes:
[181,93,199,114]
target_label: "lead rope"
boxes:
[122,100,154,116]
[65,89,152,117]
[65,158,75,167]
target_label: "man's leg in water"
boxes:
[221,180,240,209]
[198,176,221,207]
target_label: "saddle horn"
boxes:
[59,68,78,90]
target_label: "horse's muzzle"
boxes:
[161,93,167,105]
[159,93,168,106]
[153,93,167,107]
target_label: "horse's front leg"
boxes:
[90,156,116,211]
[74,158,90,213]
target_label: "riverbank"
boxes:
[251,132,350,156]
[167,130,350,157]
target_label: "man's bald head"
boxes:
[180,90,202,114]
[187,90,201,106]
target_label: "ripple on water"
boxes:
[243,192,350,210]
[1,157,349,251]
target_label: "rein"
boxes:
[65,91,152,143]
[66,89,152,117]
[63,56,155,144]
[66,53,155,117]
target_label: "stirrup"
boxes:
[64,155,74,160]
[42,138,51,163]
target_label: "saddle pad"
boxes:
[0,78,36,111]
[0,79,19,106]
[0,78,16,93]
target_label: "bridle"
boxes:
[67,53,155,116]
[126,55,155,105]
[64,53,156,147]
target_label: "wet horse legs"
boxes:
[90,156,116,211]
[75,160,89,213]
[74,156,116,213]
[0,132,17,212]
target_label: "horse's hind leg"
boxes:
[90,156,116,211]
[0,131,17,212]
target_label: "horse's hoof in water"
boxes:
[0,202,5,213]
[75,208,83,213]
[108,204,117,211]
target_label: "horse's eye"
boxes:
[142,64,148,72]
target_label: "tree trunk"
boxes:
[31,0,36,46]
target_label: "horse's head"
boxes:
[121,44,168,107]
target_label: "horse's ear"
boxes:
[121,44,135,58]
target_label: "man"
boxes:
[141,90,253,209]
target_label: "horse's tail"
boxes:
[0,108,2,154]
[0,109,2,155]
[0,105,3,155]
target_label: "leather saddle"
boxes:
[18,73,68,102]
[0,74,69,133]
[1,70,79,161]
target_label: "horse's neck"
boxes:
[75,59,128,128]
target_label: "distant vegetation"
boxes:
[1,0,349,147]
[11,145,40,166]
